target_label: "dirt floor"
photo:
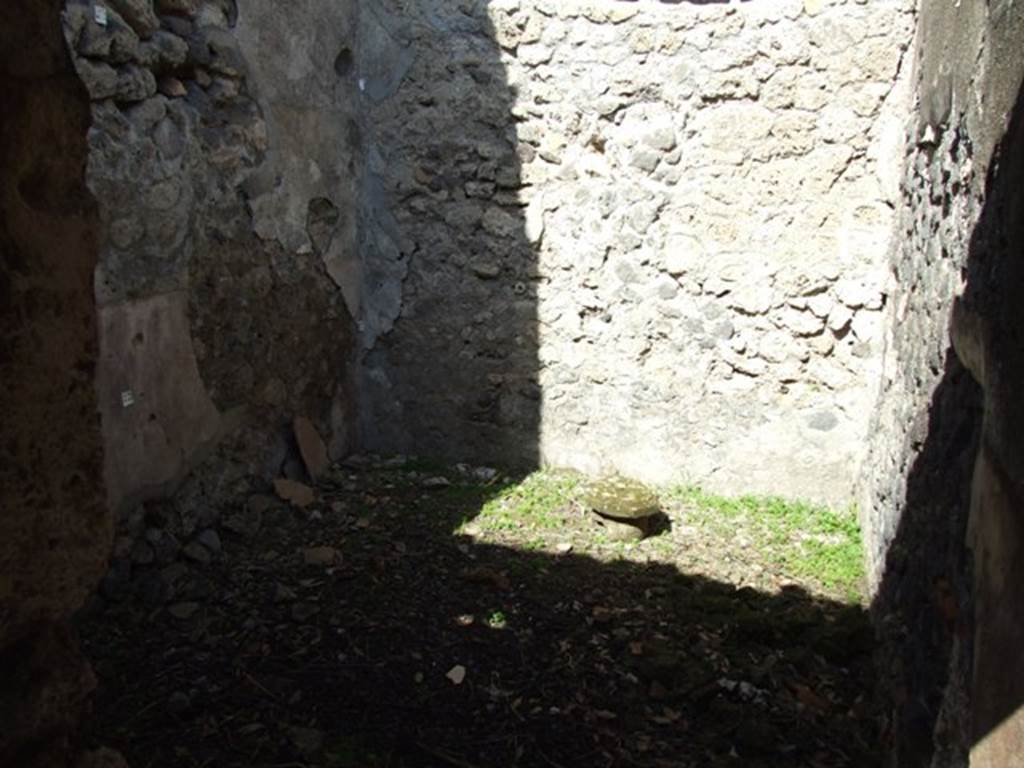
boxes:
[79,459,881,768]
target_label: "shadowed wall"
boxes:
[0,1,111,765]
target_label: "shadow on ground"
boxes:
[79,463,878,768]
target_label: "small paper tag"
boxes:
[94,5,108,26]
[120,389,135,408]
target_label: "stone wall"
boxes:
[359,0,915,505]
[8,1,1024,765]
[860,1,1024,765]
[66,0,919,510]
[62,0,361,517]
[0,1,114,765]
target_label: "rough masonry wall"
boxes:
[0,2,114,765]
[62,0,360,517]
[358,0,540,469]
[360,0,915,504]
[860,1,1024,765]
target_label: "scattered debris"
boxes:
[288,726,325,756]
[166,602,199,620]
[197,529,222,553]
[460,566,511,591]
[274,478,317,508]
[302,546,341,566]
[81,463,880,768]
[291,602,320,622]
[446,665,467,685]
[182,541,211,565]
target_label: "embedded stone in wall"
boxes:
[107,0,161,38]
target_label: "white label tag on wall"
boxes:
[120,389,135,408]
[94,5,108,26]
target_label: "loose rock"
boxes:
[274,479,316,508]
[301,546,340,566]
[167,601,200,619]
[294,416,330,481]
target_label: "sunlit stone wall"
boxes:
[360,0,916,505]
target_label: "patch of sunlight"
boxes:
[453,468,866,603]
[664,486,866,602]
[468,469,581,533]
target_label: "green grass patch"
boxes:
[451,467,865,603]
[666,487,865,601]
[467,470,581,533]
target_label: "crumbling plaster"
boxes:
[63,0,361,516]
